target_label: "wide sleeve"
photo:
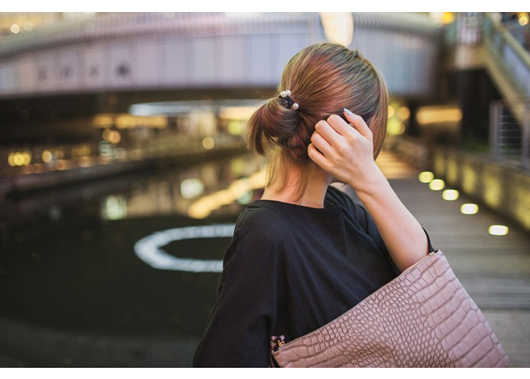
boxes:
[354,202,435,275]
[192,214,281,367]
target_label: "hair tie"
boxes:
[278,89,299,110]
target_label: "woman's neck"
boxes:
[260,163,333,209]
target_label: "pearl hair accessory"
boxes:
[279,89,299,110]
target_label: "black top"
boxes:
[192,185,435,367]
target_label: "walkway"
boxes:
[372,150,530,367]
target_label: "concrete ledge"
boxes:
[389,136,530,233]
[0,143,245,197]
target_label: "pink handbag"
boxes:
[269,249,510,367]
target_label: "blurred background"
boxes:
[0,11,529,367]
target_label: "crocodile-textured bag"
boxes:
[269,249,510,368]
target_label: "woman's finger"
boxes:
[314,120,342,147]
[343,109,373,141]
[311,131,334,157]
[307,143,330,170]
[326,114,357,139]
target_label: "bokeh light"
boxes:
[461,203,479,215]
[429,179,445,191]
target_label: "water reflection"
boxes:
[0,153,265,366]
[96,155,265,219]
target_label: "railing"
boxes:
[482,13,530,99]
[489,98,530,170]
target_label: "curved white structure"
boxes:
[134,223,235,272]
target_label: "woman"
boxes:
[192,42,434,367]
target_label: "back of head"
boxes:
[245,42,389,201]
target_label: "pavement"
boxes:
[374,150,530,368]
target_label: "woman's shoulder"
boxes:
[233,202,288,242]
[220,204,287,269]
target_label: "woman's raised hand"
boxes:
[307,109,383,196]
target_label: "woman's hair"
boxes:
[245,42,389,203]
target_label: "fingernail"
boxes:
[343,108,354,116]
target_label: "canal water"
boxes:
[0,152,266,365]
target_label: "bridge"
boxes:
[0,12,441,100]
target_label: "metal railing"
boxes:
[489,98,530,170]
[482,13,530,99]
